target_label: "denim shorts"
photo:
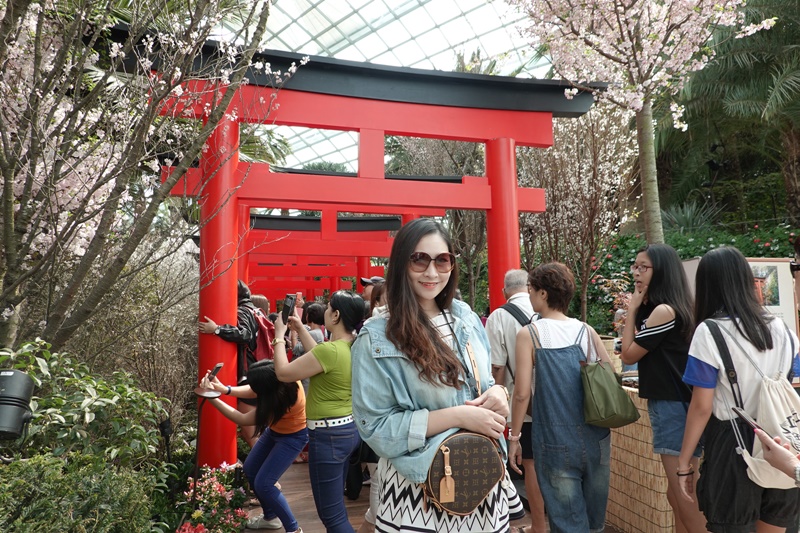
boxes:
[648,399,702,457]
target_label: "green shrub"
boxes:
[0,340,169,469]
[582,224,798,333]
[149,441,198,531]
[0,454,152,532]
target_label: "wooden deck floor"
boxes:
[246,462,536,532]
[248,462,622,532]
[245,462,371,532]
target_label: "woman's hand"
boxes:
[198,316,218,335]
[287,313,303,332]
[458,405,507,440]
[274,313,288,337]
[677,463,696,502]
[465,385,509,419]
[508,440,523,475]
[630,284,647,311]
[200,371,223,392]
[756,428,800,479]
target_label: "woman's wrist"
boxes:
[495,384,510,402]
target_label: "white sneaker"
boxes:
[246,514,283,530]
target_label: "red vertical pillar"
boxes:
[401,213,420,225]
[485,138,520,311]
[198,113,240,468]
[238,204,251,282]
[357,256,370,288]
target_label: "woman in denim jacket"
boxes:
[351,218,522,533]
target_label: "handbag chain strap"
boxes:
[442,310,481,398]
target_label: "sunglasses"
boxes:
[408,252,457,273]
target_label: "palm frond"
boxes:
[764,57,800,120]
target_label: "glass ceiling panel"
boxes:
[380,19,413,48]
[265,0,543,170]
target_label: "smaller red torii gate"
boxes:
[162,47,598,467]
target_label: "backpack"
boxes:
[706,319,799,489]
[251,307,276,362]
[499,302,536,380]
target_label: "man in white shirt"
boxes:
[487,269,546,533]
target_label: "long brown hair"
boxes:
[385,218,461,388]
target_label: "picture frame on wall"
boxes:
[683,257,799,336]
[748,258,799,336]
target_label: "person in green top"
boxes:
[274,290,364,533]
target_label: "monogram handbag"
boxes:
[423,341,505,515]
[424,430,505,515]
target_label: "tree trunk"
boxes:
[635,101,665,244]
[783,126,800,226]
[581,281,588,323]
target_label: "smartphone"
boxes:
[732,406,773,438]
[281,293,296,324]
[208,362,223,380]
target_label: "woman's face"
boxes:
[633,251,653,291]
[407,233,451,309]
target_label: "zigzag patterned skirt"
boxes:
[374,457,523,533]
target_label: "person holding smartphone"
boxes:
[755,429,800,485]
[201,360,307,532]
[273,290,364,533]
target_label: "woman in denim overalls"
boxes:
[509,263,613,533]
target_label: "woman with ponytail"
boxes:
[274,290,365,533]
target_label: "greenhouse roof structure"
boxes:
[256,0,547,170]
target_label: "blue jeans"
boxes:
[244,427,309,532]
[534,430,611,533]
[308,422,361,533]
[648,399,702,457]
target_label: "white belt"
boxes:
[306,415,354,430]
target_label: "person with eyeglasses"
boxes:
[350,218,522,532]
[620,244,707,532]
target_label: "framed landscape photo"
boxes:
[747,258,798,335]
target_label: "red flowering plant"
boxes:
[177,463,248,533]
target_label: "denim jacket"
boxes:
[351,299,506,483]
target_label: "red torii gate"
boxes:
[243,214,395,303]
[165,48,597,467]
